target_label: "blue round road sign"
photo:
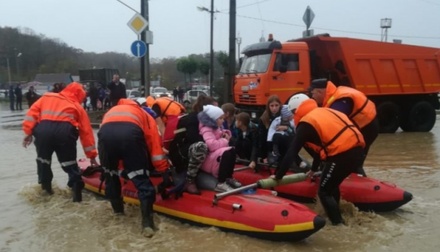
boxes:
[130,40,147,58]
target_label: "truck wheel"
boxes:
[377,102,400,133]
[402,101,436,132]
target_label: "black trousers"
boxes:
[98,122,155,203]
[33,121,82,187]
[217,148,236,183]
[318,146,364,225]
[357,117,379,175]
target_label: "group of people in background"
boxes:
[82,74,127,111]
[20,76,378,236]
[172,86,185,103]
[7,84,23,111]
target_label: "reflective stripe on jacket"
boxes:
[301,108,365,160]
[22,82,97,159]
[323,82,376,129]
[101,99,169,172]
[155,97,185,124]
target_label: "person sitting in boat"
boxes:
[198,104,242,192]
[98,98,169,237]
[266,105,295,166]
[256,95,282,163]
[221,102,239,145]
[169,95,217,195]
[275,99,365,225]
[234,112,258,170]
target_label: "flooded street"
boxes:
[1,103,439,251]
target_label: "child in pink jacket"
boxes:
[198,105,242,192]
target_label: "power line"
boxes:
[220,0,272,12]
[218,12,440,40]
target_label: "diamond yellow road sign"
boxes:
[127,13,148,35]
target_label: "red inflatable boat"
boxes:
[233,165,413,212]
[78,159,325,242]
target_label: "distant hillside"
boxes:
[0,26,226,92]
[0,26,138,86]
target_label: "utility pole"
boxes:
[141,0,150,96]
[197,2,217,96]
[209,0,214,97]
[226,0,236,103]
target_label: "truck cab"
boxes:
[234,40,310,119]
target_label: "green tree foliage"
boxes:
[216,51,229,69]
[198,60,210,78]
[176,56,198,88]
[0,26,227,92]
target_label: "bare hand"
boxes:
[249,161,256,169]
[276,125,288,131]
[162,147,169,155]
[269,175,280,180]
[306,170,315,178]
[223,133,231,141]
[22,135,33,148]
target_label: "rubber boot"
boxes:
[319,192,344,225]
[140,199,156,238]
[183,177,201,195]
[110,199,124,215]
[72,181,85,202]
[41,182,54,195]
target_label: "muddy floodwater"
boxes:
[1,106,439,251]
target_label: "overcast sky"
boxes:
[1,0,439,59]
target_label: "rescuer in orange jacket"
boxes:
[309,79,379,176]
[22,82,98,202]
[275,99,365,225]
[98,98,169,237]
[151,96,186,125]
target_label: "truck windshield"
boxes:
[239,53,271,74]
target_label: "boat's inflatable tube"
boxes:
[78,159,326,241]
[233,164,412,212]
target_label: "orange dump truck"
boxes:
[234,34,440,133]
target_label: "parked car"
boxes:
[126,89,142,100]
[150,87,172,98]
[183,90,208,107]
[192,85,210,93]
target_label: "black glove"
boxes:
[161,169,174,188]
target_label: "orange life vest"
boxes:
[300,108,365,160]
[22,82,97,159]
[323,82,376,129]
[154,97,186,125]
[101,99,169,172]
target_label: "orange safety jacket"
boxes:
[323,82,376,129]
[300,108,365,160]
[154,97,186,125]
[22,82,97,159]
[101,99,169,172]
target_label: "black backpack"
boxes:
[168,114,203,173]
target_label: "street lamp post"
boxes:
[16,52,22,81]
[197,0,216,97]
[6,58,11,86]
[236,33,242,65]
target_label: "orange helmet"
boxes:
[294,99,318,126]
